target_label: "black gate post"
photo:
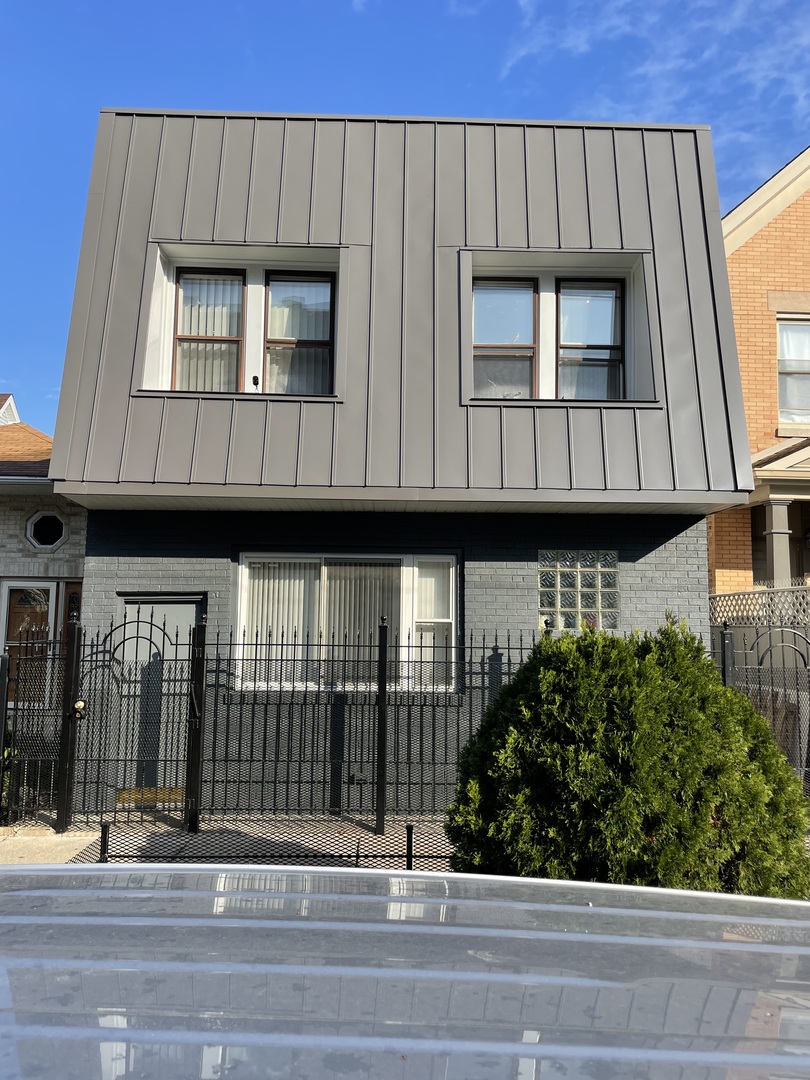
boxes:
[375,617,389,836]
[184,619,207,833]
[721,622,735,688]
[55,618,82,833]
[0,653,9,817]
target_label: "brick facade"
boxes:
[81,511,710,643]
[0,494,86,582]
[711,185,810,592]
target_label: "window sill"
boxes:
[777,423,810,437]
[136,390,344,404]
[466,397,661,408]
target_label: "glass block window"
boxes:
[538,549,620,630]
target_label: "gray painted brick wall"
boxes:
[0,494,86,581]
[81,510,709,644]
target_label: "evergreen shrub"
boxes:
[446,621,810,897]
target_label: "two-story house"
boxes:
[51,110,751,650]
[710,145,810,593]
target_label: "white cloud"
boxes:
[499,0,810,210]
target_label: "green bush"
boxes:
[446,621,810,898]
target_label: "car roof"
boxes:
[2,864,810,1078]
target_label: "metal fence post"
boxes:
[375,616,388,836]
[184,619,207,834]
[55,618,82,833]
[721,622,735,687]
[0,654,9,820]
[487,644,503,708]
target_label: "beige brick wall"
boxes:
[727,186,810,454]
[711,186,810,593]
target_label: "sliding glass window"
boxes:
[265,274,335,395]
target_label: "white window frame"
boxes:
[461,249,658,404]
[237,553,457,689]
[777,315,810,428]
[139,244,348,398]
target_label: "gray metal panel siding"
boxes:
[673,131,734,492]
[695,128,753,492]
[62,113,132,481]
[227,400,267,486]
[435,246,468,487]
[311,120,345,245]
[526,126,559,248]
[570,410,605,489]
[215,118,254,243]
[603,410,640,490]
[120,396,163,482]
[496,126,528,248]
[151,116,192,240]
[341,121,375,246]
[615,129,652,250]
[503,409,537,488]
[57,111,750,507]
[555,128,590,249]
[51,111,116,478]
[278,119,315,244]
[644,129,707,492]
[636,409,675,489]
[85,115,163,483]
[333,247,371,486]
[401,123,435,488]
[182,117,224,241]
[436,124,466,248]
[466,125,497,248]
[192,399,233,484]
[156,398,198,483]
[585,129,621,249]
[367,122,405,488]
[536,410,571,488]
[262,401,300,486]
[299,403,335,486]
[246,119,284,243]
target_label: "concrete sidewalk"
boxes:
[0,826,101,865]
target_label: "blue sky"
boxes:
[3,0,809,435]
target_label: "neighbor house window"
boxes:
[778,319,810,423]
[558,281,623,399]
[538,549,619,630]
[473,280,537,399]
[173,271,244,392]
[471,276,626,401]
[265,273,335,395]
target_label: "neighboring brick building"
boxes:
[0,402,86,649]
[710,147,810,592]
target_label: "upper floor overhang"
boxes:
[52,111,752,509]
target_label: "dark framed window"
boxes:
[557,280,623,400]
[265,272,336,395]
[173,270,244,392]
[472,279,537,399]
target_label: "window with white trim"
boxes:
[239,555,456,687]
[778,318,810,424]
[142,246,341,396]
[538,549,620,630]
[472,277,624,401]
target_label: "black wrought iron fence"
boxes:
[710,621,810,794]
[1,616,542,841]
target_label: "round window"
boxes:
[26,512,67,551]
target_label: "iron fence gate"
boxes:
[710,621,810,794]
[1,616,535,836]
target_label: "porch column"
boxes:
[764,498,793,586]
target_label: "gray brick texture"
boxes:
[81,511,709,644]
